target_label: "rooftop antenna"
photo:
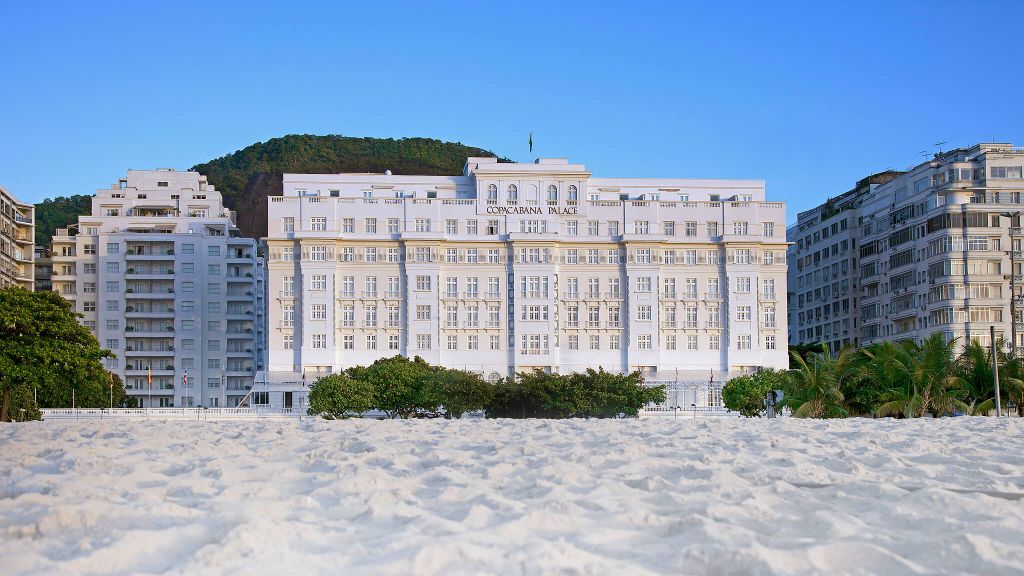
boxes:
[919,150,930,160]
[933,141,947,155]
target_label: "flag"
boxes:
[709,369,714,385]
[529,131,533,154]
[148,366,152,389]
[183,368,188,390]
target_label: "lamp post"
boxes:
[1000,211,1022,359]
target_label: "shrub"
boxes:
[307,374,375,419]
[722,369,788,417]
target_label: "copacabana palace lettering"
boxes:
[486,205,579,215]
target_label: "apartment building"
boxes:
[786,171,901,351]
[264,157,789,411]
[34,246,52,292]
[0,184,35,290]
[50,169,267,407]
[789,143,1024,352]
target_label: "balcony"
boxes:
[124,348,174,356]
[125,290,175,299]
[125,249,174,260]
[226,274,254,282]
[227,292,253,301]
[125,307,174,318]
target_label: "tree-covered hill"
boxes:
[33,135,509,244]
[34,195,93,246]
[193,135,509,239]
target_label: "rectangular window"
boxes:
[417,334,432,350]
[737,335,752,350]
[312,334,327,349]
[310,217,327,231]
[416,275,431,291]
[311,304,327,320]
[637,334,651,350]
[208,246,221,256]
[208,264,221,275]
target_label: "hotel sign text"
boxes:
[486,206,579,215]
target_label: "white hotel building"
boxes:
[264,157,789,410]
[51,170,267,408]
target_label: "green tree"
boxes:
[722,369,788,417]
[0,287,120,421]
[857,341,913,417]
[307,373,375,419]
[785,343,857,418]
[485,369,663,419]
[574,368,664,418]
[351,355,436,419]
[428,369,494,419]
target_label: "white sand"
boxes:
[2,418,1023,576]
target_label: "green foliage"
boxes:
[785,343,857,418]
[485,369,662,418]
[428,368,495,419]
[0,287,122,421]
[33,194,93,246]
[192,135,510,238]
[307,373,375,419]
[348,355,437,419]
[723,369,788,417]
[33,135,509,244]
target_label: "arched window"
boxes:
[507,184,518,201]
[547,184,558,202]
[568,185,578,201]
[487,184,497,200]
[488,372,502,384]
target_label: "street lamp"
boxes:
[1001,211,1022,358]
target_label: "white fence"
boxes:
[637,406,740,419]
[41,408,305,421]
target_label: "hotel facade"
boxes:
[0,184,35,290]
[264,157,789,410]
[788,143,1024,353]
[50,170,267,408]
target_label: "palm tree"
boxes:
[903,334,969,417]
[957,341,996,411]
[860,341,916,418]
[786,343,857,418]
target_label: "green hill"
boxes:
[34,195,93,246]
[34,135,508,244]
[194,135,509,239]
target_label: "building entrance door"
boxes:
[284,392,293,409]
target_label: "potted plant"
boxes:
[166,364,174,370]
[166,249,174,255]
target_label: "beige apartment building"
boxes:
[0,184,35,290]
[789,143,1024,353]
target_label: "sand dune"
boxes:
[2,418,1023,575]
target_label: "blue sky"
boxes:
[2,0,1022,222]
